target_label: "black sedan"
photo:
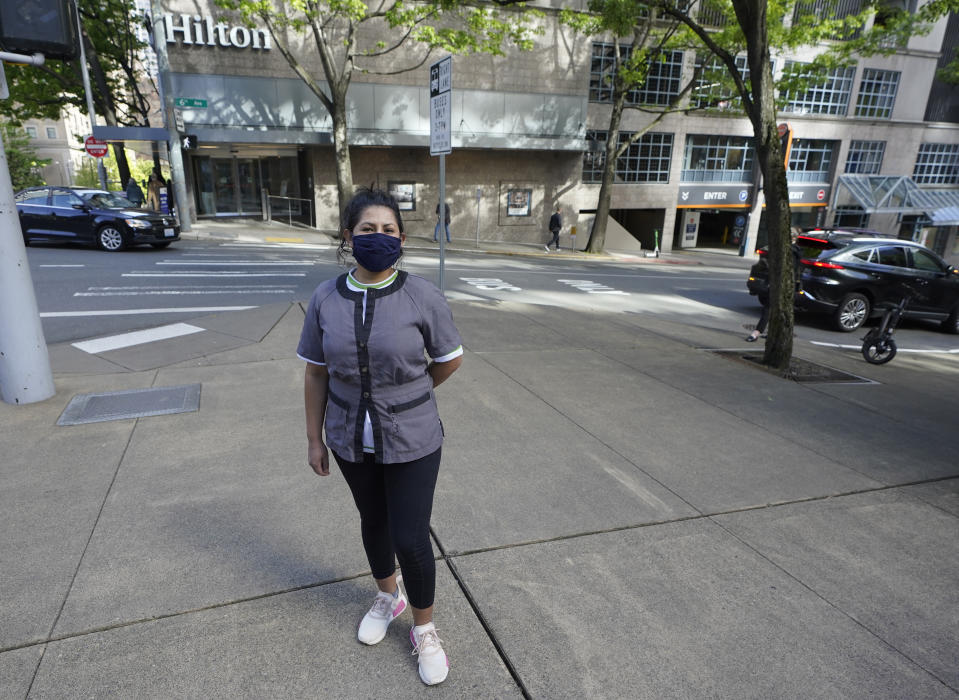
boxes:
[15,186,180,251]
[748,230,959,333]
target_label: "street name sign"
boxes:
[429,56,451,156]
[174,97,207,108]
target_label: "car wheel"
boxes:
[150,242,172,249]
[941,304,959,335]
[97,225,125,251]
[834,293,870,332]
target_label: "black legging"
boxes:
[756,290,770,334]
[333,448,441,609]
[547,230,560,249]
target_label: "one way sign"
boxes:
[181,134,198,150]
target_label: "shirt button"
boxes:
[359,342,367,348]
[360,366,368,373]
[362,392,370,398]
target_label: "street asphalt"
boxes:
[2,220,958,699]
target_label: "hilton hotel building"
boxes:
[161,0,959,258]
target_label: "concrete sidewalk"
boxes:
[2,239,958,698]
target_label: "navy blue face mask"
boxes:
[351,232,402,272]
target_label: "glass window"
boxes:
[833,206,869,227]
[24,126,38,138]
[46,126,57,139]
[681,135,754,182]
[850,247,876,262]
[788,139,837,182]
[692,54,753,111]
[845,140,885,174]
[911,249,944,272]
[792,0,865,39]
[50,189,84,207]
[877,245,908,268]
[589,43,684,106]
[15,188,48,204]
[855,69,900,118]
[913,143,959,185]
[583,130,673,183]
[781,61,855,116]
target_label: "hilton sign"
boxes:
[164,14,271,50]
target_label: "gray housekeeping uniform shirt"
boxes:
[297,269,463,464]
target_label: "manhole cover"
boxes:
[58,384,202,426]
[710,350,874,384]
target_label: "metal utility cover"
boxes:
[57,384,202,426]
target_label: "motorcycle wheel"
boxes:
[862,336,897,365]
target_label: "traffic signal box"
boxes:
[0,0,80,61]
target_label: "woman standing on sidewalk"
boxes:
[297,188,463,686]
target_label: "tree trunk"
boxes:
[330,96,354,235]
[731,0,794,373]
[587,87,627,254]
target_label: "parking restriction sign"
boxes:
[429,56,452,156]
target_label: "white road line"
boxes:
[810,340,959,354]
[39,264,85,268]
[218,242,330,250]
[72,323,205,354]
[83,285,293,290]
[74,290,294,296]
[156,260,315,266]
[40,306,256,318]
[123,272,306,277]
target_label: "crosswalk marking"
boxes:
[72,323,205,354]
[41,306,256,318]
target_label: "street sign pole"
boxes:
[0,53,55,405]
[72,0,107,190]
[149,0,191,231]
[429,56,452,293]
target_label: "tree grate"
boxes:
[57,384,202,426]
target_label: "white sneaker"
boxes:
[357,581,407,645]
[410,622,449,685]
[544,245,550,252]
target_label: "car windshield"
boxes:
[84,192,135,209]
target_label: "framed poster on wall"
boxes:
[507,188,531,217]
[388,181,416,211]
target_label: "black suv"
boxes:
[15,186,180,251]
[747,228,959,333]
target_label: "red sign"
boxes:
[84,136,108,158]
[817,189,826,201]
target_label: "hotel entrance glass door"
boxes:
[193,157,262,216]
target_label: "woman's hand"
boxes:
[308,441,330,476]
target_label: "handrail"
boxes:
[262,189,315,229]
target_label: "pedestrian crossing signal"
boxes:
[0,0,79,61]
[181,134,197,150]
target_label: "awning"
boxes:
[836,175,959,225]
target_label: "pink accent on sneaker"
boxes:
[393,599,406,618]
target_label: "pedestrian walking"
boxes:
[746,242,801,342]
[546,205,562,252]
[125,177,144,207]
[433,201,451,243]
[146,172,162,211]
[298,188,463,686]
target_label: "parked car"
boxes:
[14,186,180,251]
[747,228,959,333]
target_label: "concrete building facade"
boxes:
[159,0,959,258]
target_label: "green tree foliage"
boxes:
[1,0,160,187]
[1,122,49,191]
[216,0,542,224]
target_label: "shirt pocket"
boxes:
[388,390,441,454]
[325,390,353,452]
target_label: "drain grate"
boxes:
[710,350,874,384]
[57,384,202,426]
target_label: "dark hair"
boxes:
[341,187,404,234]
[337,188,405,266]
